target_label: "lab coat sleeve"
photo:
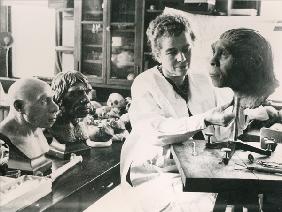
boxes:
[129,79,207,146]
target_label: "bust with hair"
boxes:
[50,70,93,141]
[210,28,280,137]
[48,71,111,158]
[210,28,279,108]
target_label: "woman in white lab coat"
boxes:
[120,14,234,212]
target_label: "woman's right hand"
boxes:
[204,100,235,127]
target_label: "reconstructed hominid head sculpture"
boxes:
[210,28,279,107]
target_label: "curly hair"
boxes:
[220,28,279,97]
[146,14,195,61]
[51,70,92,107]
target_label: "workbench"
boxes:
[172,140,282,212]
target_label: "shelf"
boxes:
[110,23,136,32]
[146,9,163,13]
[118,11,135,15]
[83,74,104,84]
[81,21,103,24]
[112,45,134,50]
[90,82,131,90]
[111,28,135,32]
[83,74,100,78]
[55,46,74,54]
[85,11,103,15]
[56,8,74,12]
[229,9,257,16]
[111,62,135,67]
[63,15,74,20]
[83,44,103,48]
[83,59,102,64]
[110,22,135,27]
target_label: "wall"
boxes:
[11,5,56,78]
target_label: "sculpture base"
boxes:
[8,156,52,176]
[48,140,91,160]
[0,133,52,176]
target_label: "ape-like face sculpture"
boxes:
[209,39,236,89]
[49,71,93,145]
[61,82,92,119]
[52,71,92,120]
[210,28,279,106]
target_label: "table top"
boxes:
[172,140,282,193]
[19,142,123,212]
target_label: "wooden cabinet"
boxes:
[74,0,144,89]
[143,0,164,71]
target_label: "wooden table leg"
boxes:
[213,192,260,212]
[213,193,227,212]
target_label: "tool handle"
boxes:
[248,166,282,174]
[232,96,240,141]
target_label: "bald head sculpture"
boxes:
[210,28,279,108]
[0,78,59,159]
[8,78,59,128]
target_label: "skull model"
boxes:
[107,93,126,109]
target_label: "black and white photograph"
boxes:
[0,0,282,211]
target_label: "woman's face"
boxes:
[156,32,192,78]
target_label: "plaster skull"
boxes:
[107,93,126,109]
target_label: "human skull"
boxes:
[107,93,126,109]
